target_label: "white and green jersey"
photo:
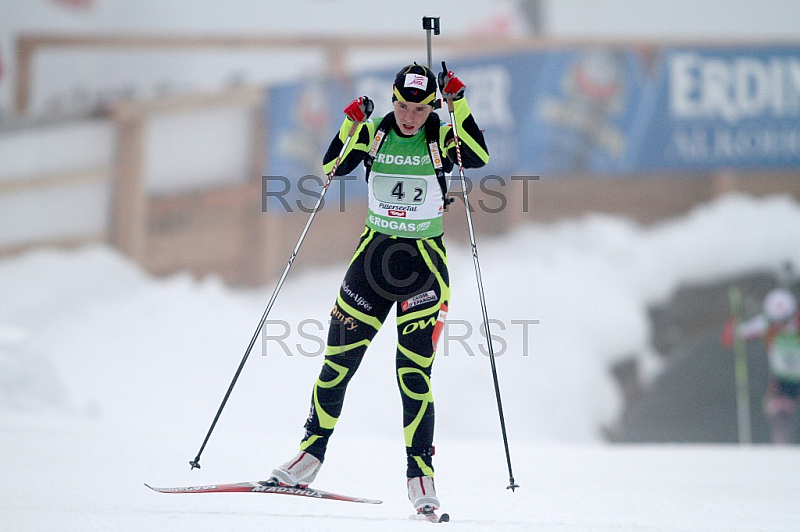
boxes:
[322,98,489,240]
[366,125,444,239]
[736,313,800,381]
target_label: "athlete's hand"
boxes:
[437,69,465,101]
[343,96,374,123]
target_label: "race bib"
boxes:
[372,176,428,206]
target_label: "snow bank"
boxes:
[1,193,799,446]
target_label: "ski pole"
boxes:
[441,60,518,491]
[190,121,360,470]
[422,16,440,71]
[728,285,751,444]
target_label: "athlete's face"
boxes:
[393,100,433,135]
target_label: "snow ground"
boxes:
[3,193,800,530]
[3,418,800,531]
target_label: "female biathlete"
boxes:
[269,63,489,513]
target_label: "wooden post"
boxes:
[243,89,270,284]
[14,37,34,115]
[111,107,148,263]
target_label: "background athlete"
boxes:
[723,288,800,443]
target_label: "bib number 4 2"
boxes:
[392,181,424,202]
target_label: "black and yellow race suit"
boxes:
[299,98,489,478]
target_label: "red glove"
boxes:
[721,317,735,349]
[343,96,373,123]
[437,69,466,101]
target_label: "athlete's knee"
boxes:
[396,365,433,400]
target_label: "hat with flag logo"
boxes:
[393,63,437,105]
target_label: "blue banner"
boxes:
[263,44,800,200]
[636,46,800,171]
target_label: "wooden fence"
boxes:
[4,34,800,285]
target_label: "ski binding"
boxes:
[411,505,450,523]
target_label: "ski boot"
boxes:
[408,476,440,511]
[408,476,449,522]
[268,451,322,487]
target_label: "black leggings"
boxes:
[299,227,450,478]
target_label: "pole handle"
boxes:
[441,61,456,112]
[423,18,441,107]
[422,16,440,34]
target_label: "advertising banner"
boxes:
[263,43,800,210]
